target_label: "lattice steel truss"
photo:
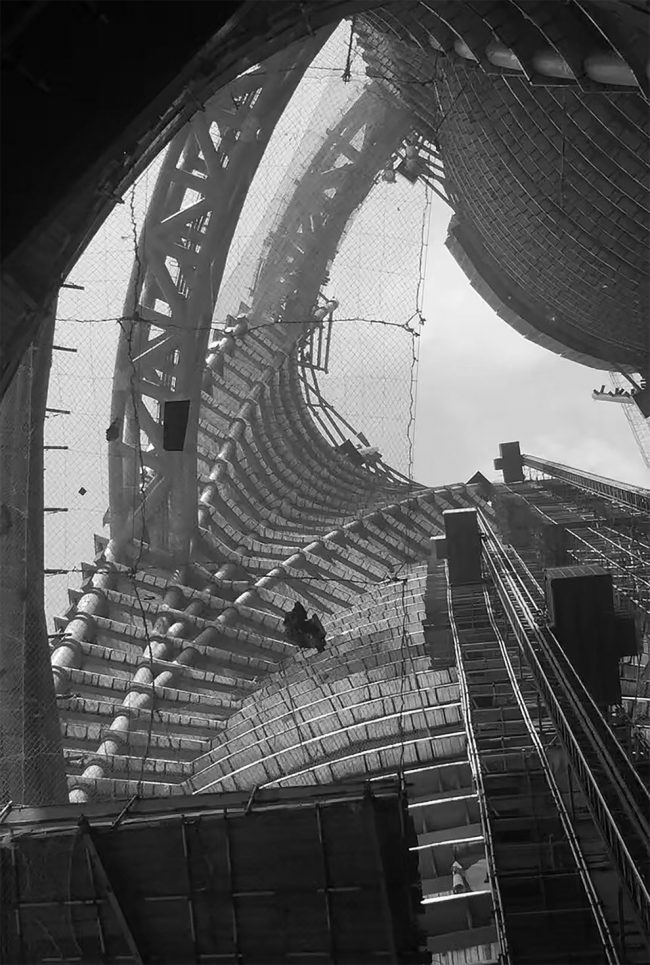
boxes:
[108,36,327,565]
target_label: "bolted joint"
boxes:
[200,483,218,507]
[230,417,247,440]
[176,646,200,667]
[68,783,94,804]
[77,586,109,616]
[99,720,130,750]
[236,589,259,608]
[51,663,72,695]
[50,633,84,662]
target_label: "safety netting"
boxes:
[43,23,430,629]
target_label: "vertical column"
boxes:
[0,309,68,806]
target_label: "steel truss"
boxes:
[522,455,650,516]
[48,77,421,801]
[249,84,411,325]
[610,372,650,471]
[107,34,328,565]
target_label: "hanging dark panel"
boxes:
[163,400,190,451]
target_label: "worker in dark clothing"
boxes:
[304,613,326,651]
[105,417,120,442]
[283,601,308,644]
[283,602,326,652]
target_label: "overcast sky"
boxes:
[413,192,649,488]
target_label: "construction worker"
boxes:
[452,859,468,894]
[283,602,326,652]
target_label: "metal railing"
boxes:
[479,516,650,937]
[446,578,510,965]
[480,587,619,964]
[522,455,650,515]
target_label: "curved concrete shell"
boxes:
[2,11,650,958]
[357,4,650,372]
[3,1,649,393]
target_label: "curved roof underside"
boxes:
[46,61,487,803]
[357,1,650,372]
[51,319,486,802]
[45,3,649,802]
[3,1,649,399]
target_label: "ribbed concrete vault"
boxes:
[357,3,650,371]
[48,117,494,797]
[186,566,466,795]
[51,318,486,801]
[3,11,650,964]
[48,113,492,795]
[45,9,647,807]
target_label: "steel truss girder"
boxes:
[523,454,650,516]
[249,84,412,328]
[108,33,329,564]
[238,85,413,471]
[610,372,650,471]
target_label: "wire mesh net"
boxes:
[315,177,429,471]
[10,22,437,811]
[44,167,162,634]
[43,25,428,633]
[214,45,428,474]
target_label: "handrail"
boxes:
[482,518,650,834]
[479,518,650,936]
[482,516,650,834]
[522,455,650,515]
[446,577,510,965]
[481,588,619,963]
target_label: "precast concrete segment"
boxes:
[197,357,404,539]
[54,487,483,801]
[181,569,464,794]
[4,1,648,403]
[198,377,401,538]
[0,309,68,807]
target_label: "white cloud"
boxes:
[413,196,649,487]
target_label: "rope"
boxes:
[120,189,158,794]
[342,16,356,83]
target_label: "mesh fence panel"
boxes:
[44,164,162,631]
[44,26,425,631]
[317,176,428,471]
[32,28,429,803]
